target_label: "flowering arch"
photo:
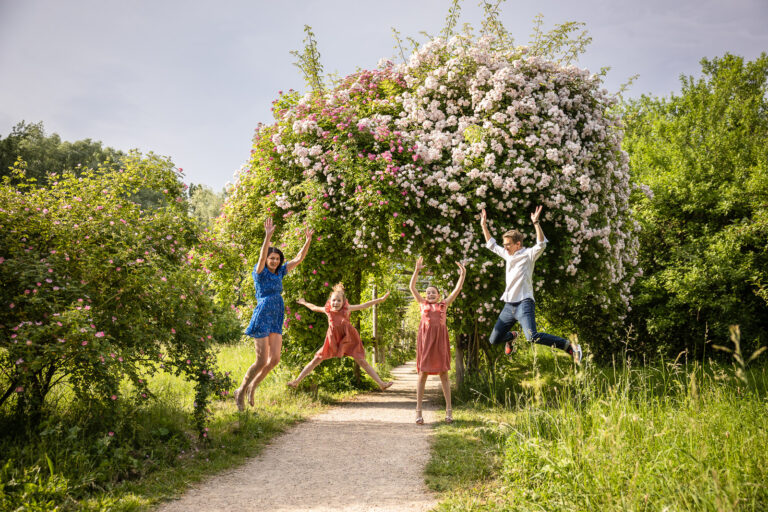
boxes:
[211,35,639,361]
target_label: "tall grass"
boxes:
[430,341,768,511]
[0,342,359,511]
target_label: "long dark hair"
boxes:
[267,247,284,271]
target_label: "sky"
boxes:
[1,0,767,190]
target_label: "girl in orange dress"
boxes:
[287,283,393,390]
[409,256,466,424]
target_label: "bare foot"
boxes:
[380,381,393,391]
[233,388,245,411]
[247,386,256,407]
[287,380,299,389]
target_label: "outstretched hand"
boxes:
[480,208,487,225]
[264,217,275,236]
[414,256,424,272]
[303,227,315,241]
[456,261,466,275]
[296,298,307,306]
[378,291,391,302]
[531,205,543,224]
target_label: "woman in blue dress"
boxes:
[235,217,314,410]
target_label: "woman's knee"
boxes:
[267,353,281,368]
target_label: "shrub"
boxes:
[0,152,239,434]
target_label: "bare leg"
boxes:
[439,371,452,423]
[288,355,324,388]
[234,336,270,410]
[247,333,283,406]
[415,372,429,424]
[355,357,393,390]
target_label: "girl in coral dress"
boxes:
[409,256,466,424]
[287,283,393,390]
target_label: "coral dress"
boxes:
[315,300,367,360]
[417,301,451,374]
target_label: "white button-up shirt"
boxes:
[485,237,548,303]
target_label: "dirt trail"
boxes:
[157,361,443,511]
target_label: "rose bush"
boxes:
[209,34,639,365]
[0,152,239,434]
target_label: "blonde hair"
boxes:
[329,282,346,301]
[502,229,524,244]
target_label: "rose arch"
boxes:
[207,35,639,373]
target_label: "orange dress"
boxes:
[417,301,451,374]
[315,300,367,360]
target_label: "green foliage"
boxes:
[0,121,124,185]
[290,25,325,95]
[429,351,768,511]
[0,152,239,435]
[0,344,353,510]
[188,184,226,228]
[624,53,768,358]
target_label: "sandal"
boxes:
[445,408,453,424]
[415,410,424,425]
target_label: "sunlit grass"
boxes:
[0,340,360,511]
[429,343,768,511]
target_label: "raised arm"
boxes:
[409,257,425,304]
[286,226,314,273]
[349,291,390,312]
[531,205,546,243]
[480,209,492,243]
[444,262,467,306]
[296,298,325,314]
[255,218,276,274]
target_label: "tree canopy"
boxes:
[623,53,768,357]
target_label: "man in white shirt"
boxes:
[480,206,582,364]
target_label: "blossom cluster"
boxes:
[215,34,639,350]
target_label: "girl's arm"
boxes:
[348,291,390,312]
[409,257,425,304]
[286,227,315,273]
[444,262,467,307]
[255,218,276,274]
[296,298,325,314]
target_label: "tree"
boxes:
[188,184,226,227]
[623,53,768,357]
[0,121,124,184]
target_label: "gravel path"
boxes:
[157,361,442,512]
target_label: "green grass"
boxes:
[428,344,768,511]
[0,341,364,511]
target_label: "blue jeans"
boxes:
[489,298,570,352]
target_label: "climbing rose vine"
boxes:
[211,34,639,358]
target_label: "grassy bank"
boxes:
[428,345,768,511]
[0,342,367,511]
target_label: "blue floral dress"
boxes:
[245,263,287,338]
